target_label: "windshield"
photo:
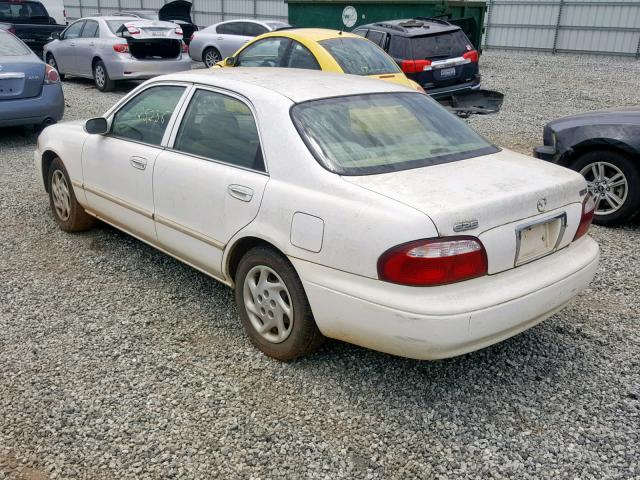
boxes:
[0,31,31,55]
[411,30,473,60]
[0,0,48,20]
[291,92,498,176]
[319,37,400,76]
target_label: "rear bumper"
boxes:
[0,83,64,127]
[106,55,193,80]
[534,145,558,162]
[427,77,481,98]
[292,236,599,360]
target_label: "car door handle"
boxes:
[130,156,147,170]
[69,42,76,46]
[89,43,95,47]
[217,36,223,40]
[227,184,253,202]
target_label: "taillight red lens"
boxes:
[574,194,596,241]
[400,59,432,74]
[378,237,488,287]
[175,26,183,36]
[44,64,59,84]
[113,43,130,54]
[463,50,479,63]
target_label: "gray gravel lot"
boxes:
[1,51,639,480]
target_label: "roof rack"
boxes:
[414,16,452,26]
[372,22,407,33]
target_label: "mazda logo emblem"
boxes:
[537,198,547,212]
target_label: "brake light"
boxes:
[113,43,130,54]
[378,237,488,287]
[126,25,140,35]
[44,64,59,84]
[181,41,188,53]
[463,50,479,63]
[400,59,432,74]
[573,194,596,241]
[175,26,183,36]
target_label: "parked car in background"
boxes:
[535,108,640,225]
[190,18,290,68]
[218,29,423,91]
[0,29,63,128]
[44,16,191,91]
[39,0,66,25]
[353,18,480,97]
[0,0,65,56]
[118,0,199,45]
[35,68,599,361]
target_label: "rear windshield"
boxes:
[266,21,290,30]
[411,29,473,60]
[0,0,48,21]
[106,20,133,34]
[319,37,400,76]
[0,31,31,55]
[291,92,498,176]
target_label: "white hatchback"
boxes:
[34,68,599,361]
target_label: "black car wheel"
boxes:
[46,54,65,80]
[203,47,221,68]
[572,150,640,226]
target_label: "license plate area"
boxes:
[439,67,457,78]
[515,213,567,266]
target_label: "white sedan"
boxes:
[34,68,599,361]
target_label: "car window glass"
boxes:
[243,22,267,37]
[352,29,367,37]
[217,22,243,35]
[411,30,472,59]
[81,20,99,38]
[62,21,84,40]
[366,30,386,48]
[236,37,291,68]
[388,35,410,59]
[0,0,48,21]
[0,31,31,55]
[111,86,185,146]
[173,89,264,171]
[286,41,320,70]
[319,37,400,76]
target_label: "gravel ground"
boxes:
[1,51,639,480]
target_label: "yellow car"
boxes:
[216,28,424,92]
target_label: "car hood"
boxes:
[548,107,640,130]
[342,148,586,236]
[159,0,193,23]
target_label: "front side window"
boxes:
[286,41,320,70]
[111,86,185,146]
[319,37,400,76]
[0,32,31,56]
[291,92,498,176]
[81,20,99,38]
[62,21,84,40]
[0,1,47,21]
[173,89,264,171]
[236,37,291,67]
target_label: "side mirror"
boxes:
[84,117,109,135]
[51,31,60,40]
[225,56,235,66]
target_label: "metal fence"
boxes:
[483,0,640,57]
[63,0,288,25]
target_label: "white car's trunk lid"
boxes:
[343,149,588,273]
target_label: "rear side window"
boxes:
[217,22,243,35]
[0,31,30,55]
[111,86,185,146]
[319,37,400,76]
[352,29,367,37]
[286,41,320,70]
[81,20,99,38]
[0,1,48,20]
[366,30,386,48]
[173,89,264,171]
[411,30,473,59]
[243,22,267,37]
[388,35,410,59]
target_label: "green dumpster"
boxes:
[286,0,487,50]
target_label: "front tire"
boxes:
[46,54,65,80]
[47,157,95,232]
[93,60,115,92]
[203,47,222,68]
[571,150,640,226]
[234,246,325,361]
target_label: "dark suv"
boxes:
[353,18,480,97]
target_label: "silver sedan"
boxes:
[43,16,192,91]
[189,19,290,68]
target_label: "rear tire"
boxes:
[93,60,115,92]
[47,157,95,232]
[571,150,640,226]
[234,246,325,361]
[46,54,65,80]
[203,47,222,68]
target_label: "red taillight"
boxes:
[113,43,130,54]
[44,64,59,84]
[126,25,140,35]
[400,59,432,74]
[463,50,479,63]
[175,26,183,36]
[378,237,488,287]
[573,194,596,241]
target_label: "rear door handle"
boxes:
[130,156,147,170]
[217,36,223,40]
[227,184,253,202]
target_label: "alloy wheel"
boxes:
[579,161,629,215]
[204,49,221,68]
[51,169,71,221]
[94,65,105,88]
[243,265,294,344]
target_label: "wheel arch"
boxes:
[41,149,60,193]
[559,138,639,168]
[224,235,289,285]
[91,56,103,70]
